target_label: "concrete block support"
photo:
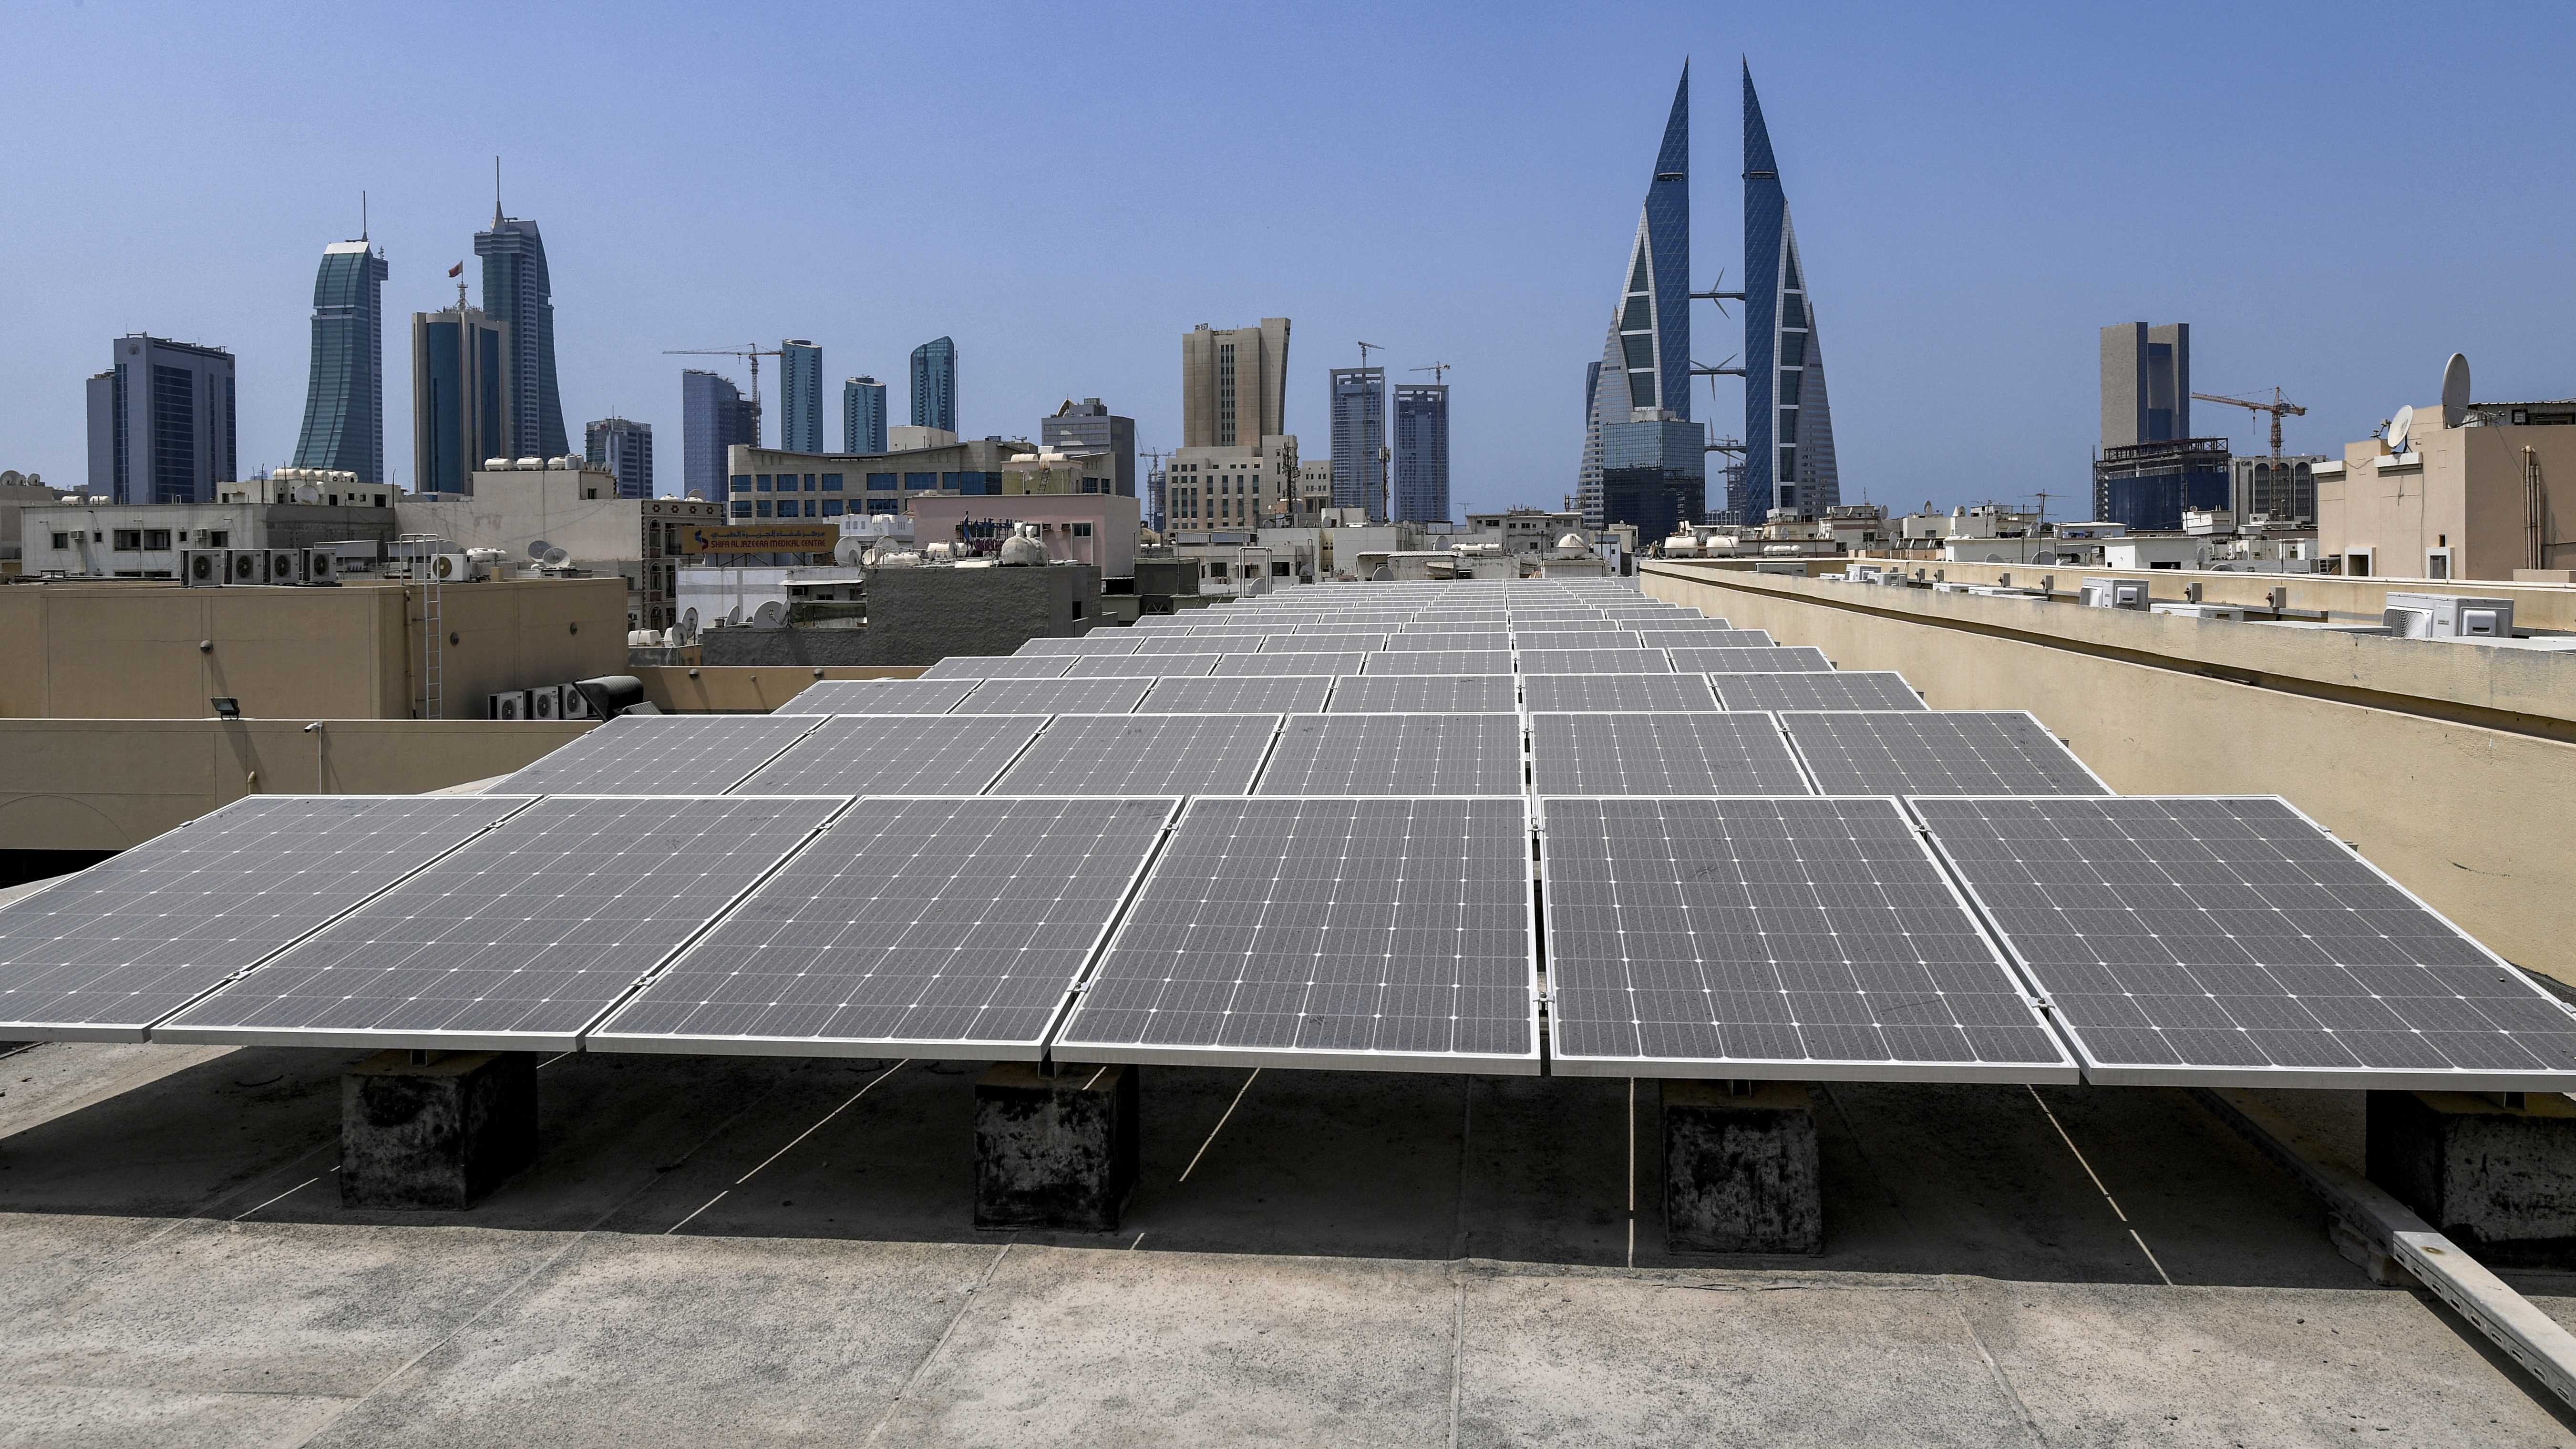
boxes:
[1662,1079,1823,1255]
[974,1061,1138,1232]
[341,1050,538,1210]
[2369,1090,2576,1260]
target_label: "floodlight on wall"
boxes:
[210,698,240,719]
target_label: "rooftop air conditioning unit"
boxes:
[2152,603,2246,622]
[2383,591,2514,640]
[488,690,529,721]
[227,550,262,585]
[301,547,339,584]
[429,552,471,582]
[526,684,562,720]
[181,549,226,587]
[2080,576,2149,610]
[265,548,299,584]
[558,682,597,720]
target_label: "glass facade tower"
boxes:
[681,369,759,502]
[910,337,957,432]
[1740,63,1839,520]
[410,306,507,495]
[1578,66,1690,528]
[1329,367,1387,520]
[585,415,653,498]
[1391,383,1450,523]
[474,213,568,460]
[779,339,824,452]
[291,239,391,483]
[844,376,888,453]
[85,335,236,504]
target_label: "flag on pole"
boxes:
[447,261,464,277]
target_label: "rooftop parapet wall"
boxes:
[1643,560,2576,985]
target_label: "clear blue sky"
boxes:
[4,1,2570,518]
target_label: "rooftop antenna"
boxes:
[493,156,503,226]
[361,189,368,242]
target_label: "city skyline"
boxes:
[5,4,2570,519]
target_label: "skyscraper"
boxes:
[1329,367,1387,520]
[1181,319,1291,448]
[1578,66,1691,528]
[1391,383,1450,523]
[474,205,568,460]
[585,416,653,499]
[1741,63,1839,519]
[85,335,236,504]
[844,376,887,453]
[779,339,824,452]
[411,303,507,495]
[1043,397,1137,497]
[2101,322,2191,447]
[910,337,957,432]
[291,238,391,483]
[681,370,759,502]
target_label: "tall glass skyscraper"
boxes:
[1578,65,1691,528]
[410,305,506,495]
[910,337,957,432]
[1391,383,1450,523]
[779,339,824,452]
[1329,367,1387,520]
[291,239,391,483]
[1741,63,1838,519]
[681,369,758,502]
[85,335,236,504]
[844,376,887,453]
[474,209,568,459]
[585,415,653,499]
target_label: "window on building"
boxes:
[866,498,899,514]
[1272,561,1291,576]
[822,499,845,516]
[732,475,752,493]
[755,500,773,518]
[143,529,172,550]
[732,501,753,517]
[904,473,935,490]
[113,530,141,551]
[207,531,227,546]
[822,473,844,491]
[755,474,773,492]
[49,533,67,549]
[1072,522,1093,538]
[803,499,818,517]
[867,473,896,491]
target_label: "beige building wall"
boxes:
[1642,562,2576,984]
[1180,319,1291,448]
[2318,412,2576,582]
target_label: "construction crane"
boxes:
[2192,386,2308,458]
[1410,362,1453,384]
[663,344,785,442]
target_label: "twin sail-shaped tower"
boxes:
[1577,62,1837,531]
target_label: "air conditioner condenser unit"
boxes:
[526,684,562,721]
[488,690,529,721]
[181,549,226,587]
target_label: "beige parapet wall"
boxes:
[1644,561,2576,986]
[0,719,591,851]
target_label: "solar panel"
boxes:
[1515,647,1673,675]
[780,679,979,716]
[1635,627,1774,649]
[1528,712,1811,795]
[1709,671,1925,712]
[918,654,1072,680]
[1256,713,1524,795]
[1215,650,1366,677]
[732,715,1048,796]
[1060,651,1219,678]
[1136,675,1333,715]
[990,713,1278,795]
[1266,632,1388,652]
[1520,673,1720,713]
[157,795,845,1050]
[0,796,531,1039]
[1379,631,1510,652]
[1541,796,2074,1081]
[495,715,820,794]
[1509,608,1606,622]
[591,797,1176,1058]
[1912,795,2576,1088]
[948,677,1153,715]
[1781,712,2108,796]
[1052,796,1537,1072]
[1359,649,1515,676]
[1015,633,1143,656]
[1325,676,1521,713]
[1668,645,1833,673]
[1508,629,1644,651]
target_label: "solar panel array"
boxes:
[6,577,2555,1090]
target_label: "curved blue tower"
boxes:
[1577,65,1692,527]
[1741,62,1837,519]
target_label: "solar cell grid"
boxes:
[1052,796,1537,1071]
[1515,647,1673,675]
[1015,635,1142,656]
[1379,631,1510,652]
[950,677,1154,715]
[1528,712,1811,795]
[0,795,532,1038]
[1540,796,2073,1080]
[592,796,1177,1057]
[918,654,1072,680]
[158,795,846,1050]
[1520,673,1720,713]
[1216,650,1366,677]
[1358,649,1516,677]
[1708,671,1926,712]
[1136,675,1333,715]
[1257,713,1524,795]
[1326,676,1520,713]
[496,714,820,794]
[1507,628,1645,650]
[1668,645,1834,674]
[991,713,1278,796]
[1267,632,1389,652]
[1060,651,1219,678]
[1635,627,1774,649]
[1911,795,2576,1087]
[1781,712,2108,796]
[731,715,1048,796]
[779,679,978,716]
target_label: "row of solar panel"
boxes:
[2,791,2566,1092]
[788,670,1917,719]
[1066,626,1766,652]
[923,645,1830,680]
[497,709,2109,800]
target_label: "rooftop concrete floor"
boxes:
[1,1041,2571,1447]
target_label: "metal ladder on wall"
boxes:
[420,575,443,719]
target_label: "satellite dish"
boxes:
[724,603,744,627]
[2388,405,2414,455]
[527,539,553,561]
[833,537,867,567]
[751,600,787,629]
[542,546,571,568]
[2442,353,2471,426]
